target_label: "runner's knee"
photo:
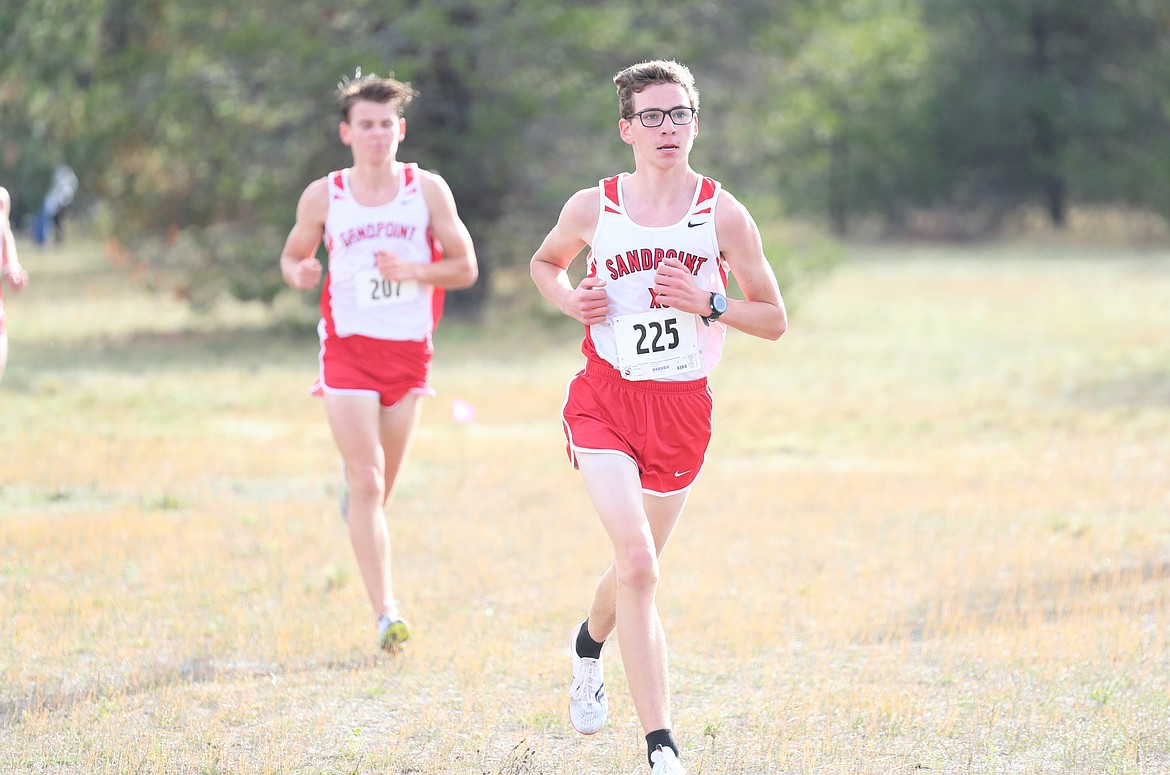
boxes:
[346,462,385,501]
[615,544,659,592]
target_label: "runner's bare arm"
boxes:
[279,178,327,290]
[712,191,787,340]
[0,187,27,290]
[1,187,11,269]
[530,188,609,326]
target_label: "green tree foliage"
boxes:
[743,0,932,236]
[923,0,1170,229]
[2,0,1168,310]
[0,0,104,225]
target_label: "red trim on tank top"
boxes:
[603,175,622,213]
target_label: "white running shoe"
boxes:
[377,611,411,653]
[568,621,607,734]
[650,745,685,774]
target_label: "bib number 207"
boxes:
[370,277,407,302]
[355,267,419,308]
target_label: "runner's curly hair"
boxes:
[336,69,418,121]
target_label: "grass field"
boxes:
[1,239,1168,774]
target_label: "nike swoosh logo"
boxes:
[673,470,692,478]
[687,220,706,228]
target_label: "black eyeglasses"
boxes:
[628,107,697,128]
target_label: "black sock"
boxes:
[575,618,604,659]
[645,729,678,767]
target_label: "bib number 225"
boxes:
[633,318,680,354]
[612,308,701,381]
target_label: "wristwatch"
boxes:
[702,291,727,326]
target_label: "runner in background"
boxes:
[279,72,478,652]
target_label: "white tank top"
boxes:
[321,164,444,341]
[583,173,728,381]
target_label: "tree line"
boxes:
[2,0,1168,313]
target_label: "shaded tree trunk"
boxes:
[1029,10,1068,228]
[828,132,850,237]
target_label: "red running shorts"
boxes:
[561,358,713,496]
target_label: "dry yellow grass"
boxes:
[1,240,1167,774]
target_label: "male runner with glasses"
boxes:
[530,60,787,773]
